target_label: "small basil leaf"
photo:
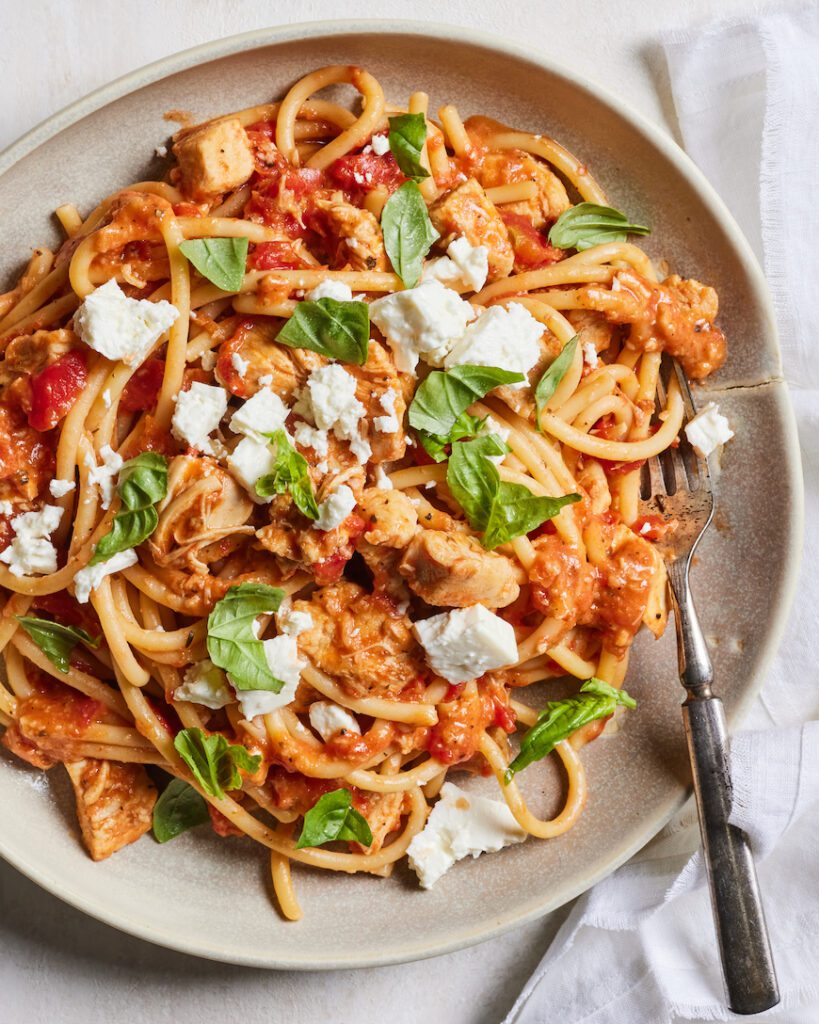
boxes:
[547,203,650,252]
[295,788,373,849]
[484,484,580,550]
[152,777,210,843]
[418,411,487,463]
[505,678,636,782]
[277,299,370,365]
[387,113,429,182]
[118,452,169,510]
[534,335,579,430]
[89,506,158,565]
[15,617,99,674]
[409,364,524,437]
[381,181,439,288]
[206,583,287,692]
[179,237,249,292]
[173,727,261,800]
[256,429,319,520]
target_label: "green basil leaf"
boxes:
[409,364,525,437]
[15,617,99,674]
[381,181,439,288]
[534,335,579,430]
[118,452,168,510]
[256,429,319,520]
[173,727,261,800]
[295,788,373,849]
[446,436,581,549]
[179,237,249,292]
[547,203,650,252]
[89,506,158,565]
[152,777,210,843]
[418,411,487,463]
[277,298,370,365]
[387,113,429,182]
[504,678,637,782]
[206,583,286,692]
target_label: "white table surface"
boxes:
[0,2,801,1023]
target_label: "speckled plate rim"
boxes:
[0,20,804,969]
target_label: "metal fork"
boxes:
[639,358,779,1016]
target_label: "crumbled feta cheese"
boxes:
[684,402,734,458]
[226,437,276,502]
[407,782,527,888]
[300,365,370,463]
[75,279,178,366]
[444,302,543,384]
[172,382,228,455]
[85,444,124,510]
[582,342,599,369]
[155,143,168,158]
[231,635,306,719]
[174,659,232,710]
[370,133,391,156]
[413,605,518,684]
[308,701,361,741]
[200,350,217,371]
[0,500,13,516]
[481,416,511,466]
[639,521,652,536]
[305,280,354,302]
[74,548,138,603]
[316,460,329,474]
[373,465,393,490]
[230,388,289,443]
[0,505,63,577]
[49,479,76,498]
[276,600,314,638]
[231,351,249,378]
[102,388,113,409]
[258,373,273,387]
[373,387,399,433]
[369,280,476,374]
[314,485,356,532]
[424,237,489,293]
[293,421,329,457]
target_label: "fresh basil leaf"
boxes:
[446,435,581,549]
[15,617,99,674]
[409,365,524,437]
[256,429,319,520]
[547,203,650,252]
[152,777,210,843]
[174,727,261,800]
[387,113,429,182]
[505,679,636,782]
[381,181,439,288]
[118,452,168,510]
[179,237,249,292]
[206,583,286,692]
[418,411,487,462]
[295,788,373,849]
[534,335,579,430]
[89,506,158,565]
[277,298,370,365]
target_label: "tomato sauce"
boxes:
[28,350,87,432]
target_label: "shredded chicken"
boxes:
[429,178,514,280]
[357,487,418,548]
[352,790,408,854]
[307,191,388,271]
[399,530,520,608]
[348,341,407,464]
[475,150,571,228]
[0,329,77,387]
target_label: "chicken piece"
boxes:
[399,530,520,609]
[348,341,407,464]
[429,178,514,280]
[64,758,156,861]
[351,790,407,854]
[92,191,171,254]
[576,269,726,380]
[528,534,596,640]
[151,455,254,573]
[0,329,77,387]
[306,191,388,271]
[172,118,255,202]
[357,487,418,548]
[427,675,512,765]
[0,403,55,503]
[476,150,571,228]
[215,319,326,400]
[293,581,426,698]
[12,684,107,764]
[1,724,57,769]
[357,541,413,611]
[566,309,616,360]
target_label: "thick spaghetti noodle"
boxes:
[0,65,727,915]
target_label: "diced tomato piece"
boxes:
[249,241,309,271]
[34,592,101,634]
[121,358,165,413]
[444,683,466,702]
[216,320,256,398]
[528,520,557,540]
[501,211,564,268]
[28,350,87,431]
[492,699,517,733]
[327,150,405,196]
[411,442,436,466]
[598,458,646,477]
[631,514,670,542]
[245,120,276,141]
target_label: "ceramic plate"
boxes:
[0,21,802,968]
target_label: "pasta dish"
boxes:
[0,65,728,917]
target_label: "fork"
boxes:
[639,357,779,1016]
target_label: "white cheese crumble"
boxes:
[0,500,13,516]
[174,659,233,710]
[49,479,76,498]
[305,280,354,302]
[684,402,734,458]
[258,373,273,387]
[85,444,124,510]
[230,387,289,443]
[0,505,63,578]
[73,548,138,603]
[369,280,476,374]
[300,365,371,464]
[373,387,399,434]
[423,237,489,293]
[231,351,249,378]
[444,302,543,385]
[293,421,329,457]
[370,133,391,156]
[102,388,113,409]
[413,605,519,684]
[308,701,361,741]
[232,635,306,719]
[226,437,276,502]
[373,465,393,490]
[314,485,356,532]
[171,382,228,455]
[75,279,178,366]
[582,342,599,369]
[407,782,527,889]
[276,599,314,638]
[155,143,168,158]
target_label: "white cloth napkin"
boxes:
[505,9,819,1023]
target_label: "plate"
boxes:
[0,21,802,969]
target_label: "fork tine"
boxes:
[647,455,666,497]
[667,357,714,496]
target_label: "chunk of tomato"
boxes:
[327,151,405,196]
[28,350,88,432]
[121,358,165,413]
